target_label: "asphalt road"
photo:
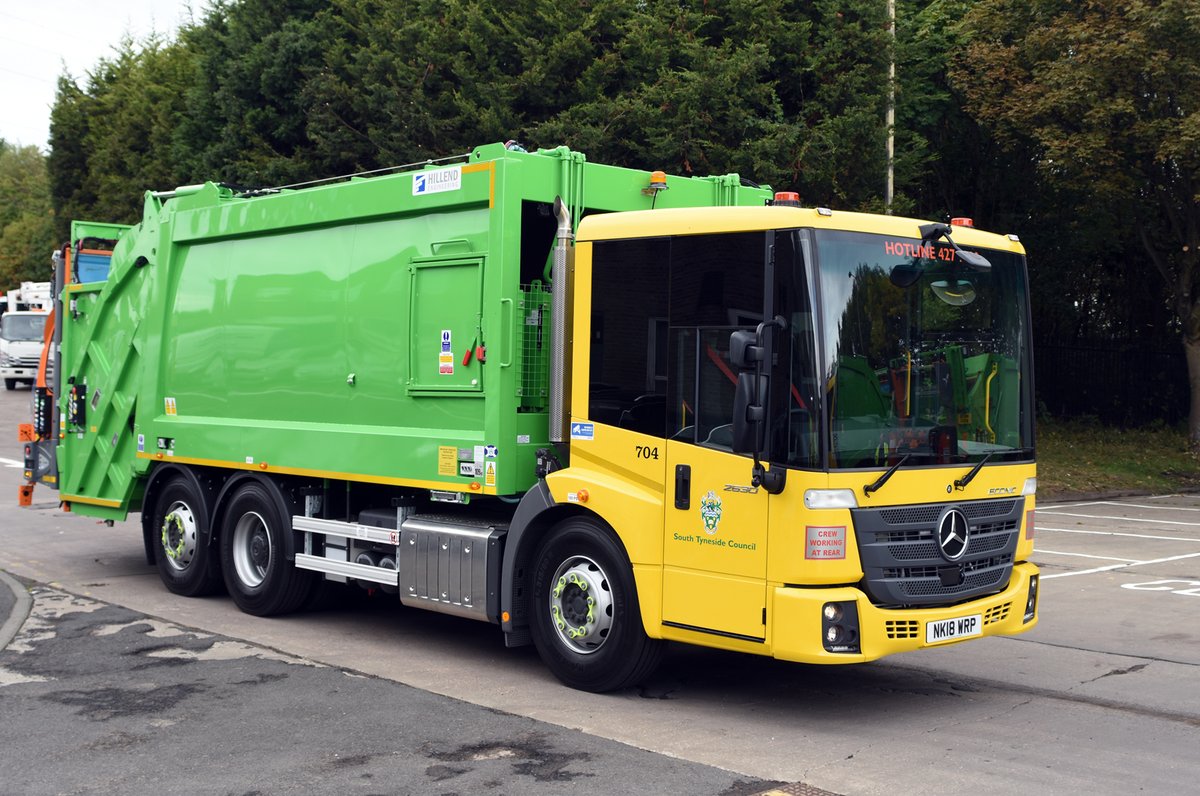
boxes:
[0,577,777,796]
[1,384,1198,795]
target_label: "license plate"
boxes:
[925,614,982,644]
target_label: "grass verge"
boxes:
[1037,419,1200,501]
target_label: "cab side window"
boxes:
[590,237,670,438]
[667,233,765,448]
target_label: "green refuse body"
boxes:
[55,142,769,519]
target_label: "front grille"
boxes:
[883,554,1013,580]
[854,498,1023,607]
[886,619,920,639]
[984,602,1011,625]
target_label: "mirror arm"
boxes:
[747,315,788,495]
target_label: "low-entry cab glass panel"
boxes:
[812,230,1033,468]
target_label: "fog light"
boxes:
[821,600,861,654]
[1024,574,1039,623]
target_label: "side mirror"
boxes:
[955,249,992,271]
[729,330,761,371]
[732,373,766,453]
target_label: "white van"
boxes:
[0,310,48,390]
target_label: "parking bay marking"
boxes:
[1036,549,1141,563]
[1043,499,1200,513]
[1038,526,1200,544]
[1037,510,1200,528]
[1041,550,1200,580]
[1121,579,1200,596]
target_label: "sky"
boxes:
[0,1,199,151]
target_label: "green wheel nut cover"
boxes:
[161,515,186,560]
[552,569,597,639]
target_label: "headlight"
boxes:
[822,601,860,654]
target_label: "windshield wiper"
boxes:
[954,452,994,491]
[863,453,911,497]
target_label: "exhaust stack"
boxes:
[549,197,574,444]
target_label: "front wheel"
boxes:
[219,480,314,616]
[3,379,15,391]
[530,518,663,692]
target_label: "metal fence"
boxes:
[1035,343,1188,426]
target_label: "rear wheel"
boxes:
[219,480,314,616]
[151,476,222,596]
[4,379,15,391]
[530,517,663,692]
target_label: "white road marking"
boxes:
[1035,549,1141,563]
[0,457,23,468]
[1038,526,1200,543]
[1042,499,1200,513]
[1042,551,1200,579]
[1036,510,1200,527]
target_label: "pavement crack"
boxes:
[1081,662,1150,685]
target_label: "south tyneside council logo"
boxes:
[700,490,723,534]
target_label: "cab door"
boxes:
[661,341,769,639]
[661,233,770,641]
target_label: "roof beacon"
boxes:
[950,217,974,228]
[773,191,801,207]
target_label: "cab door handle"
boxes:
[675,464,691,510]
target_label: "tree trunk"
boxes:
[1186,336,1200,454]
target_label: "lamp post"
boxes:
[886,0,895,213]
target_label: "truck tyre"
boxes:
[151,477,222,597]
[219,481,314,616]
[4,379,15,390]
[530,517,663,692]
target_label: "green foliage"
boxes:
[49,36,196,228]
[37,0,1200,432]
[48,0,907,207]
[953,0,1200,439]
[1038,418,1200,499]
[0,141,57,285]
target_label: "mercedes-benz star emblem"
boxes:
[937,508,970,561]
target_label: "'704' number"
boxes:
[635,445,660,460]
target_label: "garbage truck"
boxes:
[21,142,1039,692]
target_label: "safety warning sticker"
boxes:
[438,446,457,477]
[439,330,454,375]
[806,526,846,559]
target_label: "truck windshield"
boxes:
[1,314,47,342]
[809,229,1034,468]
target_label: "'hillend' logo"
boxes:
[700,491,723,534]
[412,165,462,196]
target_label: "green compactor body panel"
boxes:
[56,143,770,519]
